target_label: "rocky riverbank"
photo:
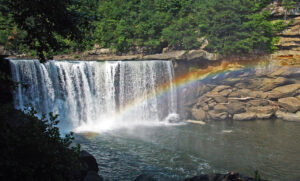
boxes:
[180,62,300,122]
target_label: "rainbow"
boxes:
[76,58,296,136]
[114,59,267,118]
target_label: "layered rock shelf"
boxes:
[183,65,300,122]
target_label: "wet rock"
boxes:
[229,89,252,98]
[276,111,300,122]
[192,108,207,120]
[143,50,186,60]
[233,112,256,121]
[260,77,290,91]
[270,66,300,78]
[83,171,103,181]
[225,101,245,114]
[256,113,273,119]
[248,106,276,115]
[248,99,269,106]
[202,104,209,111]
[208,101,217,109]
[134,174,156,181]
[267,90,284,99]
[272,83,300,97]
[278,97,300,113]
[80,150,99,172]
[224,78,243,86]
[211,85,231,93]
[250,91,267,99]
[213,96,227,103]
[179,49,221,61]
[218,89,232,97]
[214,104,228,113]
[185,172,264,181]
[208,110,228,120]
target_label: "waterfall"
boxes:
[9,60,177,131]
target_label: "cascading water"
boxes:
[9,59,177,132]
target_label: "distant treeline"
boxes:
[0,0,296,60]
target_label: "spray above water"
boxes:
[9,60,178,132]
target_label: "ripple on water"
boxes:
[75,120,300,181]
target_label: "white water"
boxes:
[9,60,177,132]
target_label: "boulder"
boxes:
[224,78,243,86]
[213,96,227,103]
[179,49,221,61]
[143,50,186,60]
[267,90,284,99]
[184,172,265,181]
[229,89,252,98]
[272,83,300,97]
[270,66,300,78]
[80,150,99,172]
[202,104,209,111]
[278,97,300,112]
[214,104,228,113]
[248,99,269,106]
[248,106,276,115]
[225,102,245,114]
[260,77,290,91]
[233,112,256,121]
[250,91,267,99]
[192,108,207,120]
[134,174,156,181]
[276,111,300,122]
[84,171,103,181]
[208,110,228,120]
[208,101,217,108]
[256,113,273,119]
[211,85,231,93]
[218,89,232,97]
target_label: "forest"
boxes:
[0,0,296,60]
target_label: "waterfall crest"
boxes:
[9,60,177,131]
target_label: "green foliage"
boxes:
[94,0,286,56]
[0,0,87,61]
[282,0,296,11]
[0,0,292,57]
[0,104,81,181]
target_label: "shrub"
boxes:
[0,104,81,181]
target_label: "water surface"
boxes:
[75,119,300,181]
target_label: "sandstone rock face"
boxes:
[214,104,228,113]
[278,97,300,112]
[180,49,221,61]
[181,51,300,122]
[233,112,256,121]
[260,77,290,91]
[248,106,276,115]
[273,84,300,97]
[270,66,300,78]
[208,110,228,120]
[226,102,245,115]
[143,50,186,60]
[192,108,207,120]
[276,111,300,122]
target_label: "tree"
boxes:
[2,0,84,62]
[282,0,296,20]
[0,104,81,181]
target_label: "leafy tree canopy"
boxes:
[0,0,296,58]
[0,0,87,62]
